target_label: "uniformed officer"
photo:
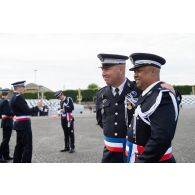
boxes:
[55,90,75,153]
[43,105,49,116]
[39,104,49,116]
[126,53,180,163]
[10,81,43,163]
[96,53,141,163]
[0,88,14,162]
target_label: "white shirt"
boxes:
[142,81,161,96]
[112,78,127,96]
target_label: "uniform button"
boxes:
[115,112,118,115]
[129,124,131,127]
[115,103,118,106]
[114,122,118,125]
[114,133,118,136]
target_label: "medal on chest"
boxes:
[101,98,107,115]
[125,91,138,107]
[127,102,132,110]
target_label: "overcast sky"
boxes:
[0,33,195,91]
[0,1,195,91]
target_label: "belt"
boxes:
[104,136,126,152]
[1,115,14,119]
[125,140,173,162]
[14,115,31,122]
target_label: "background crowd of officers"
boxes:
[0,52,181,163]
[0,82,75,163]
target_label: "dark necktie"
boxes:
[115,88,120,99]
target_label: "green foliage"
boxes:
[81,89,99,102]
[174,85,194,95]
[44,92,56,99]
[23,85,195,100]
[40,90,77,101]
[63,90,77,101]
[87,83,99,90]
[23,93,38,99]
[24,89,99,101]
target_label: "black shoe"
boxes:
[69,148,75,153]
[0,157,7,163]
[4,156,13,161]
[60,148,70,152]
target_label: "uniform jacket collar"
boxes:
[142,81,161,96]
[111,78,127,96]
[136,81,163,106]
[105,78,133,101]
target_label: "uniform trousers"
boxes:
[0,125,12,158]
[13,125,32,163]
[101,147,125,163]
[61,119,75,149]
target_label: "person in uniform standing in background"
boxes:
[0,88,14,162]
[126,53,180,163]
[55,90,75,153]
[10,81,43,163]
[96,54,141,163]
[39,104,49,116]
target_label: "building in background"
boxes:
[25,83,53,99]
[25,83,53,93]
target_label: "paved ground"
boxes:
[1,107,195,163]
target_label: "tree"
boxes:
[87,83,99,90]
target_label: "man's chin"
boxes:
[135,82,141,89]
[105,81,110,85]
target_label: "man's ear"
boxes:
[151,66,159,74]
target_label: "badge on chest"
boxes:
[125,91,138,109]
[127,102,132,110]
[101,98,107,115]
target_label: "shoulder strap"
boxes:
[135,89,178,126]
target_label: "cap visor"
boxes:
[129,65,143,71]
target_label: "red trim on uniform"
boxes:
[14,118,31,121]
[126,143,173,162]
[137,145,144,155]
[106,145,123,152]
[2,116,13,119]
[160,153,173,161]
[138,147,173,161]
